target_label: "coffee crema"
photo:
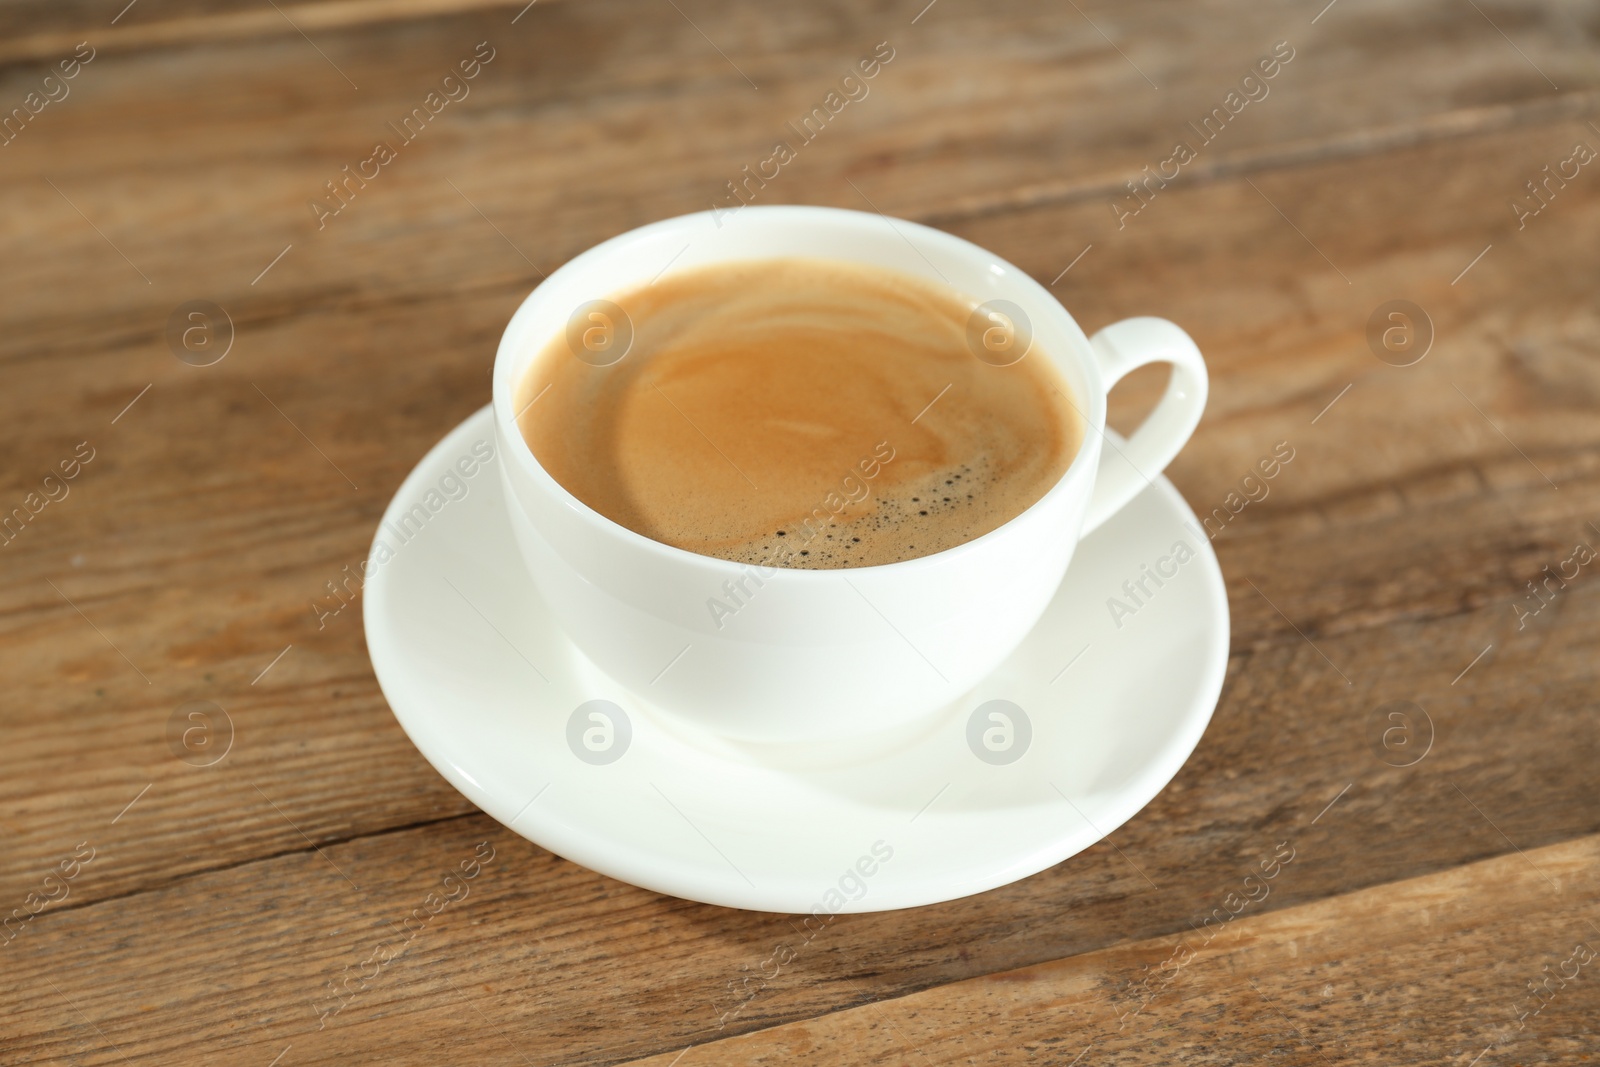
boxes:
[515,257,1082,568]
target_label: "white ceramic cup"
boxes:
[493,205,1207,743]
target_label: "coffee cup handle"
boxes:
[1081,317,1208,536]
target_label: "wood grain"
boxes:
[619,835,1600,1066]
[2,0,1597,1063]
[2,0,1594,367]
[0,0,538,67]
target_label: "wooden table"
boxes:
[3,0,1597,1062]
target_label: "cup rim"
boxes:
[491,204,1108,579]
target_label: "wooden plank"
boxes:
[6,813,1595,1064]
[1,0,1594,367]
[619,835,1600,1066]
[0,0,535,67]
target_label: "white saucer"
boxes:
[365,407,1229,913]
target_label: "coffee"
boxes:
[515,257,1081,568]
